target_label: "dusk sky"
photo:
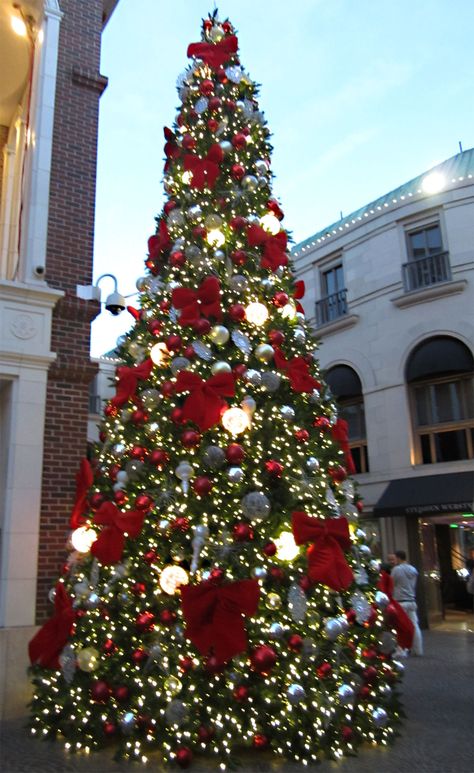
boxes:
[91,0,474,356]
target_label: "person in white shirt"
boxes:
[391,550,423,656]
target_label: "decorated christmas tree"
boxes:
[29,12,405,768]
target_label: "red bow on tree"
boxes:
[69,458,93,529]
[110,358,153,408]
[378,571,414,650]
[294,280,305,314]
[187,35,238,69]
[181,578,260,665]
[247,223,288,272]
[29,583,75,669]
[172,276,222,327]
[183,144,224,189]
[174,370,235,431]
[292,511,354,591]
[331,418,356,475]
[273,348,320,393]
[148,219,171,260]
[91,502,145,565]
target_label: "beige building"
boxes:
[293,148,474,626]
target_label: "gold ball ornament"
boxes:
[209,325,230,346]
[211,361,232,375]
[76,647,100,672]
[164,675,183,695]
[266,592,282,610]
[255,344,274,363]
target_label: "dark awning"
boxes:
[373,471,474,518]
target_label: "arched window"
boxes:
[325,365,369,473]
[406,337,474,464]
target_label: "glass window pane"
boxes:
[432,381,463,422]
[434,430,468,462]
[420,434,432,463]
[462,378,474,418]
[350,446,362,474]
[414,386,431,425]
[426,225,442,254]
[409,230,426,258]
[362,445,369,473]
[341,402,365,440]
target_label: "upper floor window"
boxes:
[403,222,451,292]
[407,337,474,464]
[326,365,369,474]
[316,263,347,325]
[407,224,443,259]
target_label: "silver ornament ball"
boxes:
[287,684,306,705]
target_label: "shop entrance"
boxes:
[420,512,474,627]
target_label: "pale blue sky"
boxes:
[91,0,474,355]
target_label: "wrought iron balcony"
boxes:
[402,251,452,293]
[315,289,348,326]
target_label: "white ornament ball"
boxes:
[324,618,343,641]
[280,405,295,421]
[241,491,271,521]
[211,360,232,375]
[372,707,388,727]
[245,369,262,386]
[338,684,355,704]
[374,591,390,609]
[209,325,230,346]
[306,457,320,472]
[227,466,244,483]
[287,684,306,705]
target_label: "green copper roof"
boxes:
[292,147,474,256]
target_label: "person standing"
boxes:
[391,550,423,656]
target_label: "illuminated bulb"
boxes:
[150,342,169,365]
[280,301,297,320]
[71,526,97,553]
[274,531,299,561]
[421,171,445,195]
[206,228,225,247]
[245,302,269,326]
[181,170,193,184]
[221,407,250,436]
[159,565,189,595]
[260,212,280,235]
[11,15,27,36]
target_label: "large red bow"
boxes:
[181,579,259,665]
[292,511,354,591]
[378,571,414,650]
[247,223,288,272]
[172,276,222,327]
[148,219,171,260]
[273,348,320,393]
[331,418,356,475]
[69,458,93,529]
[294,280,305,314]
[29,583,75,669]
[183,144,224,190]
[187,35,238,69]
[174,370,235,431]
[110,358,153,408]
[91,502,145,565]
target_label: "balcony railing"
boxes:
[402,251,452,293]
[315,289,348,326]
[89,394,102,414]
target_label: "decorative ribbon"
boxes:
[127,306,141,320]
[181,578,260,665]
[183,144,224,190]
[110,358,153,408]
[187,35,239,69]
[292,511,354,591]
[331,418,356,475]
[29,583,75,669]
[172,276,222,327]
[273,347,320,393]
[148,219,171,260]
[294,280,305,314]
[378,570,414,650]
[91,502,145,565]
[69,458,93,529]
[247,223,288,272]
[174,370,235,431]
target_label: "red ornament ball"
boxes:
[113,685,130,703]
[232,132,247,150]
[253,733,269,750]
[89,492,104,510]
[299,575,313,593]
[193,476,213,496]
[209,567,224,582]
[193,318,211,335]
[161,380,174,398]
[184,345,196,360]
[166,334,182,352]
[148,319,161,336]
[268,566,285,583]
[197,724,214,743]
[103,720,117,736]
[91,680,111,703]
[179,656,194,673]
[295,429,309,443]
[268,329,284,346]
[233,522,254,542]
[233,685,249,702]
[329,464,347,483]
[230,215,247,230]
[171,516,190,532]
[231,163,246,181]
[130,445,147,460]
[192,225,206,239]
[265,459,284,477]
[363,666,378,684]
[208,96,221,112]
[164,200,177,214]
[160,609,176,625]
[359,685,371,700]
[341,726,353,742]
[131,408,147,424]
[181,429,201,448]
[104,403,117,418]
[272,291,289,308]
[263,541,277,557]
[346,609,357,625]
[102,639,117,655]
[114,490,127,506]
[317,662,333,679]
[132,581,146,596]
[229,303,246,321]
[200,79,214,96]
[314,416,331,430]
[135,611,155,632]
[250,645,277,675]
[170,251,186,268]
[175,746,193,769]
[288,634,303,652]
[182,133,196,150]
[207,118,219,132]
[233,363,247,380]
[226,99,236,111]
[170,407,185,424]
[226,443,245,464]
[109,463,120,480]
[132,648,148,665]
[135,493,153,510]
[356,499,364,513]
[150,449,169,467]
[159,299,171,312]
[231,249,247,265]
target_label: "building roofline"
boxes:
[292,147,474,256]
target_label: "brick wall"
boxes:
[0,125,9,200]
[36,0,109,621]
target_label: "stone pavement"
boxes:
[1,629,473,773]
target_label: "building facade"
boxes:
[293,149,474,627]
[0,0,118,718]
